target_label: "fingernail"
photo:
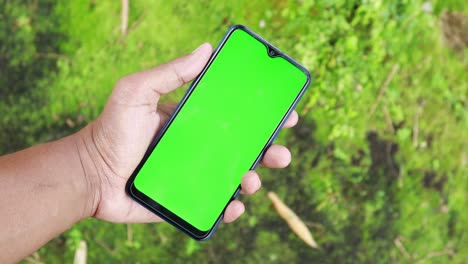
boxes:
[191,43,204,54]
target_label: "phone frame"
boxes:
[126,24,311,240]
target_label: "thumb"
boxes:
[115,43,213,103]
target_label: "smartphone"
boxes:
[126,25,311,240]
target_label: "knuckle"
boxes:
[113,75,145,103]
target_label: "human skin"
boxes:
[0,43,298,263]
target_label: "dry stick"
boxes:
[120,0,129,40]
[73,240,87,264]
[93,238,116,255]
[127,12,147,35]
[394,237,411,260]
[127,223,133,243]
[117,7,146,45]
[368,64,400,118]
[268,192,319,249]
[35,52,69,60]
[415,249,454,264]
[24,259,41,264]
[24,258,41,264]
[462,150,467,167]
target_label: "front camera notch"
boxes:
[267,45,280,58]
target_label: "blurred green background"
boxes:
[1,0,467,263]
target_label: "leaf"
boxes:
[397,128,411,142]
[73,240,87,264]
[268,192,319,249]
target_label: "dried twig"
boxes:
[127,12,147,35]
[394,237,411,260]
[120,0,129,39]
[368,64,400,118]
[127,223,133,243]
[94,238,116,255]
[24,252,43,264]
[35,53,69,60]
[415,249,454,264]
[73,240,87,264]
[24,258,42,264]
[268,192,319,249]
[461,150,467,167]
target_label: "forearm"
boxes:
[0,133,96,263]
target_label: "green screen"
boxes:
[134,28,308,231]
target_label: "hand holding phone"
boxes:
[75,26,302,232]
[126,25,311,239]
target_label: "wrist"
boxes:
[71,123,102,220]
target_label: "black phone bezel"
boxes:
[126,24,311,240]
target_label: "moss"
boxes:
[4,0,466,263]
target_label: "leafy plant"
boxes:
[1,0,466,263]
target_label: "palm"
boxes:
[83,43,296,224]
[91,94,177,222]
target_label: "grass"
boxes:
[1,0,466,263]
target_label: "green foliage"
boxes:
[0,0,63,95]
[1,0,466,263]
[0,0,66,152]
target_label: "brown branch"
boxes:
[24,258,42,264]
[73,240,87,264]
[394,237,411,260]
[93,238,116,255]
[368,64,400,118]
[120,0,129,40]
[127,223,133,243]
[127,12,147,35]
[415,249,454,264]
[35,53,69,60]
